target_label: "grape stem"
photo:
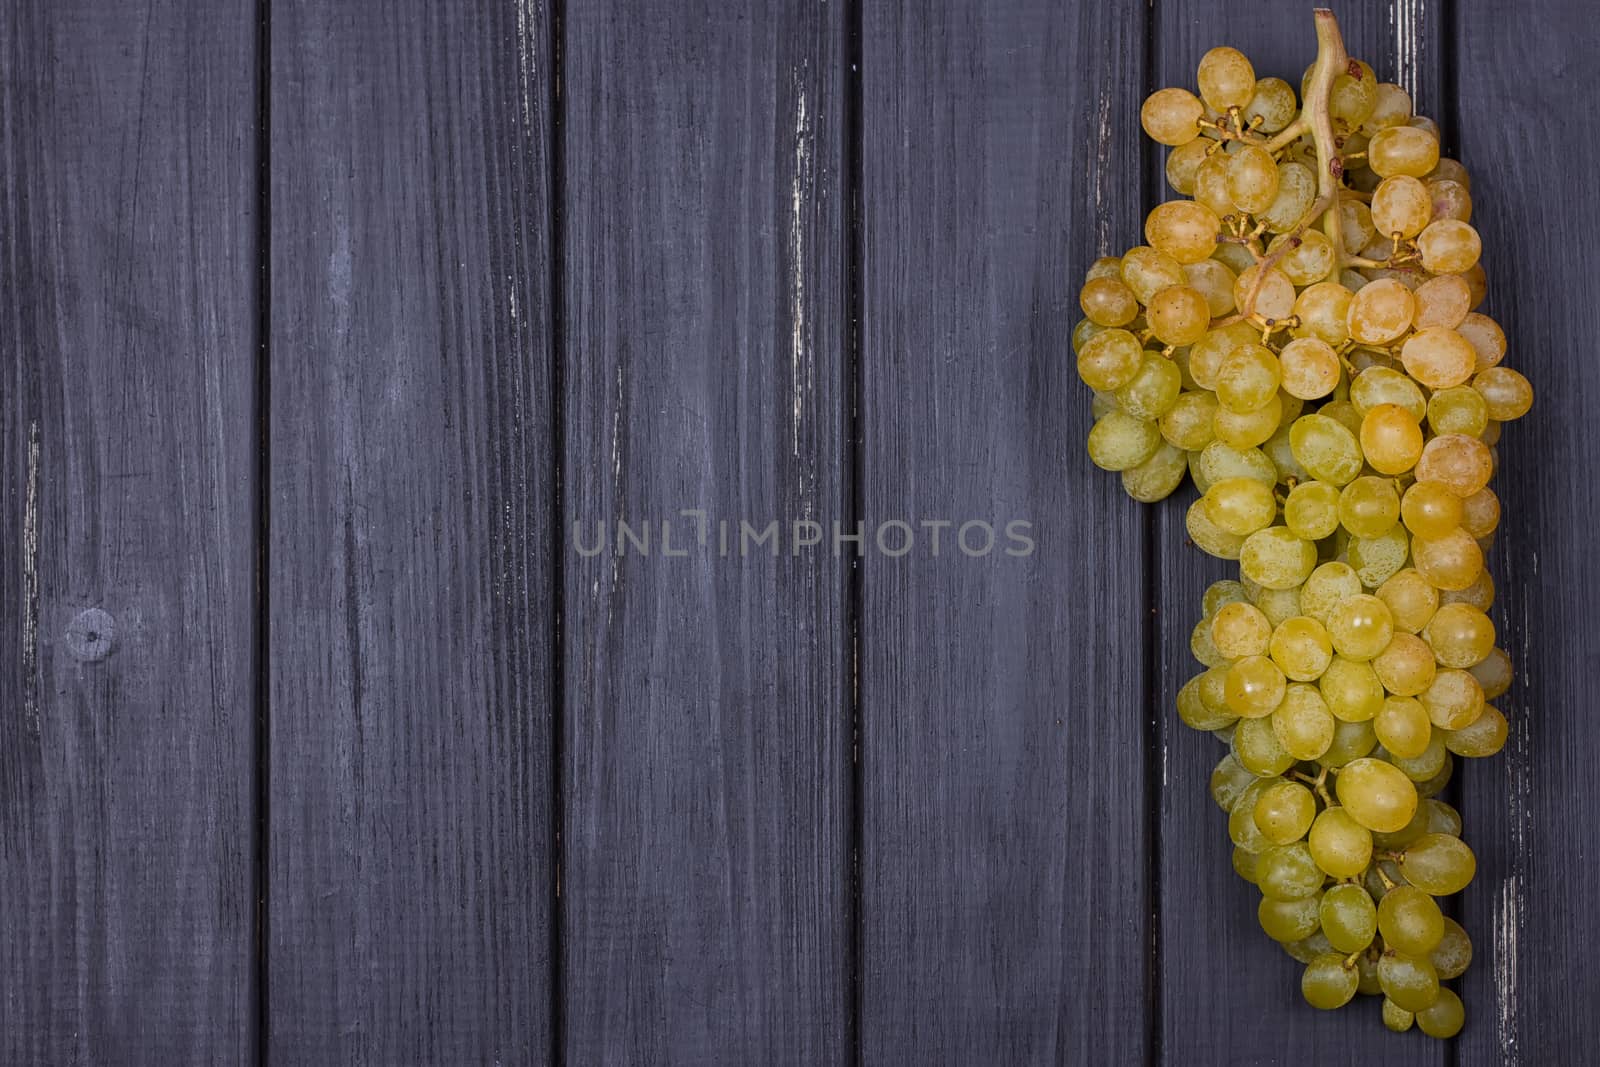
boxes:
[1305,9,1350,279]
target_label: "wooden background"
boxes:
[1,0,1592,1063]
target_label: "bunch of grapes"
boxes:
[1073,10,1531,1039]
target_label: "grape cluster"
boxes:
[1073,12,1530,1039]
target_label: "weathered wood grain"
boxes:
[559,3,852,1063]
[0,0,257,1061]
[857,1,1152,1061]
[1151,4,1447,1063]
[266,1,555,1060]
[1453,3,1599,1063]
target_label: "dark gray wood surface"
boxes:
[0,0,258,1062]
[1453,3,1599,1064]
[266,0,555,1061]
[1,0,1592,1063]
[857,1,1151,1061]
[558,2,852,1062]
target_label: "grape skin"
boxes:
[1076,13,1526,1039]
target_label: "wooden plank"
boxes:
[857,1,1152,1061]
[558,3,852,1062]
[1452,3,1599,1062]
[1151,4,1448,1062]
[0,0,257,1061]
[266,1,555,1060]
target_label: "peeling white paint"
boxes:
[1092,86,1114,255]
[1496,873,1522,1063]
[1392,0,1422,105]
[790,81,812,462]
[513,0,539,131]
[21,421,39,731]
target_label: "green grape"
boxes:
[1269,616,1333,681]
[1469,646,1513,699]
[1421,669,1485,730]
[1376,568,1440,634]
[1382,998,1415,1032]
[1378,953,1441,1012]
[1210,752,1256,812]
[1348,278,1416,345]
[1185,498,1247,560]
[1416,987,1465,1039]
[1141,87,1205,146]
[1188,322,1259,391]
[1216,343,1283,414]
[1301,562,1363,624]
[1442,703,1507,758]
[1160,390,1220,450]
[1122,443,1189,502]
[1355,951,1383,996]
[1253,585,1302,628]
[1338,477,1401,539]
[1239,527,1317,590]
[1233,715,1296,776]
[1389,730,1449,783]
[1243,76,1297,132]
[1289,414,1364,485]
[1272,684,1335,761]
[1203,580,1248,617]
[1198,45,1257,111]
[1350,366,1426,420]
[1369,125,1440,178]
[1427,384,1490,437]
[1415,754,1455,800]
[1255,780,1317,844]
[1327,594,1395,661]
[1320,656,1385,723]
[1121,245,1188,304]
[1191,617,1225,667]
[1347,526,1410,589]
[1421,799,1462,836]
[1321,717,1378,768]
[1225,655,1287,718]
[1360,404,1424,475]
[1227,145,1281,214]
[1147,284,1213,346]
[1292,281,1354,346]
[1302,953,1360,1010]
[1116,352,1184,420]
[1400,833,1476,895]
[1319,883,1378,952]
[1372,635,1436,698]
[1430,918,1473,980]
[1423,603,1496,668]
[1205,478,1279,538]
[1309,807,1373,879]
[1334,757,1419,833]
[1146,200,1222,265]
[1284,930,1335,965]
[1401,326,1478,390]
[1284,480,1342,540]
[1401,480,1464,540]
[1193,440,1278,490]
[1229,782,1274,852]
[1279,337,1341,401]
[1377,885,1445,955]
[1233,846,1260,884]
[1373,696,1432,759]
[1258,841,1325,901]
[1214,392,1283,450]
[1087,411,1161,471]
[1260,893,1323,942]
[1178,672,1236,731]
[1254,161,1318,235]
